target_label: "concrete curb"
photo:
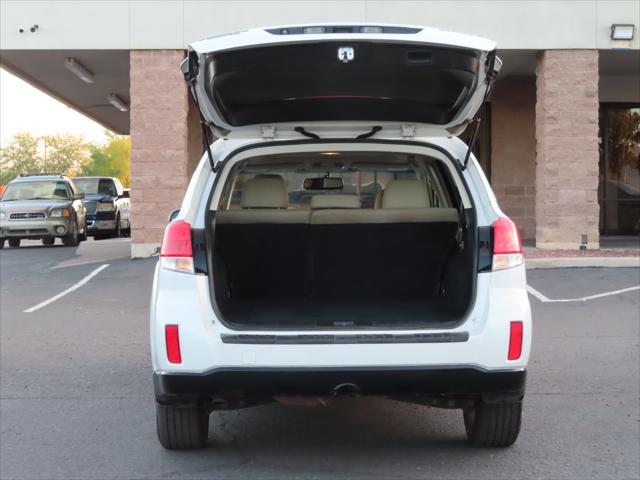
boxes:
[526,257,640,269]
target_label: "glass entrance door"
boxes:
[599,105,640,236]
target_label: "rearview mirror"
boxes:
[303,177,343,190]
[121,189,130,199]
[169,209,180,222]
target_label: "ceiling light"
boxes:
[320,152,340,156]
[611,24,635,40]
[64,57,94,84]
[107,93,129,112]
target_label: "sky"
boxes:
[0,68,109,146]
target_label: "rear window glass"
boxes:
[74,178,117,196]
[1,180,71,201]
[218,151,454,210]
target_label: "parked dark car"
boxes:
[72,177,131,239]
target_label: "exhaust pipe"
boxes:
[331,383,362,397]
[273,383,363,406]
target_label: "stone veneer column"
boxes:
[490,76,536,240]
[130,50,198,257]
[535,50,600,249]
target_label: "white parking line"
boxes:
[23,264,110,313]
[527,284,640,303]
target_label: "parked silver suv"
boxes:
[0,174,87,248]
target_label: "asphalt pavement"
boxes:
[1,239,639,479]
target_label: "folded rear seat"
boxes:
[215,176,310,299]
[310,179,460,299]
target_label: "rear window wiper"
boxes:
[356,126,382,139]
[294,127,320,139]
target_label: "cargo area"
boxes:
[208,150,477,330]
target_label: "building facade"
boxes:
[1,1,638,255]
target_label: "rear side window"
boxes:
[218,151,454,210]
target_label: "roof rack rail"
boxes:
[18,172,65,177]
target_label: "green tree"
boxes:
[0,132,89,185]
[0,132,41,184]
[82,132,131,186]
[41,133,90,177]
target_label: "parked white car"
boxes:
[150,24,532,449]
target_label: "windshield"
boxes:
[74,178,117,196]
[1,180,71,201]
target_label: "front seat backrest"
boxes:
[382,179,431,208]
[241,176,288,209]
[310,194,360,209]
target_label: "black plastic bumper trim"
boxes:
[221,331,469,344]
[154,366,526,400]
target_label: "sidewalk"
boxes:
[524,245,639,269]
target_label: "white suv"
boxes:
[150,24,532,449]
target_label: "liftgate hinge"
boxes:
[261,125,277,139]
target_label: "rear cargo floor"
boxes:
[220,298,463,329]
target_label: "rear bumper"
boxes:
[154,366,526,405]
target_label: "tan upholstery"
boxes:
[216,210,309,224]
[310,194,361,209]
[374,190,384,209]
[311,208,458,225]
[241,176,288,209]
[382,179,431,208]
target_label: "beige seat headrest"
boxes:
[382,179,431,209]
[241,176,288,209]
[310,194,360,209]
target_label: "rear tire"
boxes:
[0,239,4,249]
[62,220,79,247]
[112,214,121,239]
[8,238,20,248]
[464,400,522,447]
[42,237,55,246]
[156,403,209,450]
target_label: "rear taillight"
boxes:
[492,217,523,270]
[165,325,182,363]
[160,220,194,273]
[508,321,523,360]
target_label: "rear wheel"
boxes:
[122,219,131,238]
[0,239,4,249]
[463,400,522,447]
[156,403,209,449]
[62,220,79,247]
[8,238,20,248]
[42,237,55,246]
[112,213,121,238]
